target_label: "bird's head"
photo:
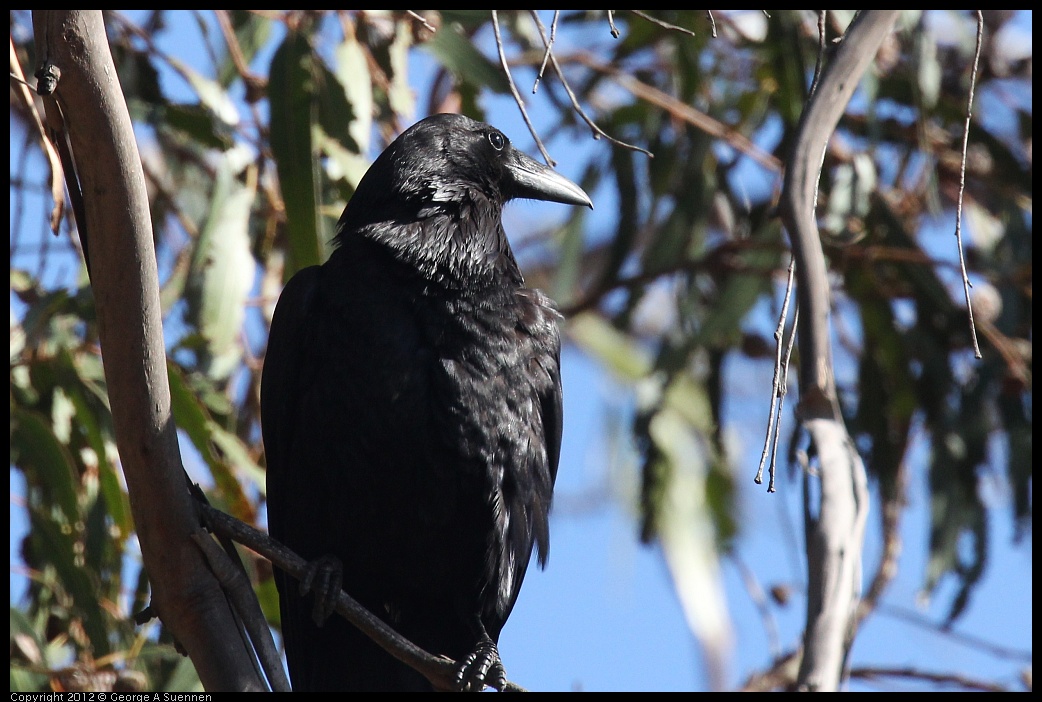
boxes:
[334,114,591,287]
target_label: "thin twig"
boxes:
[756,256,797,492]
[730,552,782,658]
[628,10,698,38]
[490,10,555,165]
[849,666,1010,692]
[810,11,827,98]
[572,53,782,172]
[558,239,790,317]
[405,10,435,33]
[527,13,653,157]
[755,381,783,487]
[197,502,527,692]
[953,11,984,358]
[607,10,620,38]
[35,67,90,278]
[9,38,66,236]
[532,10,558,94]
[775,302,798,491]
[854,451,907,630]
[190,530,291,692]
[706,11,717,38]
[808,11,830,209]
[214,10,250,81]
[876,601,1033,663]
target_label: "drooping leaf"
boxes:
[184,146,257,380]
[167,362,261,516]
[11,408,80,526]
[217,10,273,87]
[164,103,236,151]
[28,508,111,657]
[269,29,324,275]
[421,20,510,95]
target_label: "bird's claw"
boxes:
[455,636,507,692]
[298,554,343,627]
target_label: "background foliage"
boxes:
[10,10,1031,692]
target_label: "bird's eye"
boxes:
[487,131,506,151]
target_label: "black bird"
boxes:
[261,113,591,691]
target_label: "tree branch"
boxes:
[30,10,264,691]
[777,10,900,691]
[198,502,528,692]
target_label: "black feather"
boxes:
[261,113,590,691]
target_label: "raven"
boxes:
[261,113,591,691]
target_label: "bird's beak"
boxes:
[504,149,593,209]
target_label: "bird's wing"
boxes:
[261,265,320,535]
[260,265,322,683]
[542,330,564,492]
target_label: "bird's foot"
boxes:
[298,554,343,627]
[455,634,507,692]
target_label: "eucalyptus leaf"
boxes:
[270,30,325,274]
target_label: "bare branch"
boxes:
[10,37,65,234]
[531,10,558,93]
[810,11,828,98]
[778,10,900,691]
[198,502,528,692]
[30,10,264,691]
[404,10,436,34]
[849,666,1010,692]
[191,530,290,691]
[739,650,801,691]
[730,553,782,658]
[780,9,898,419]
[756,257,797,492]
[874,601,1034,663]
[628,10,698,38]
[490,10,555,166]
[953,11,985,359]
[572,53,783,172]
[527,13,653,157]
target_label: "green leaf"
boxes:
[386,18,416,117]
[650,408,733,663]
[185,147,257,379]
[696,270,769,350]
[178,63,240,127]
[9,606,45,665]
[28,508,110,657]
[334,22,374,156]
[315,60,359,155]
[567,313,652,382]
[167,362,263,510]
[168,362,212,452]
[59,356,133,540]
[552,207,589,304]
[11,408,80,525]
[254,573,282,628]
[217,10,272,87]
[208,424,266,495]
[160,655,204,693]
[847,269,916,500]
[422,21,510,94]
[915,23,941,110]
[269,30,325,275]
[164,103,236,151]
[438,10,495,30]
